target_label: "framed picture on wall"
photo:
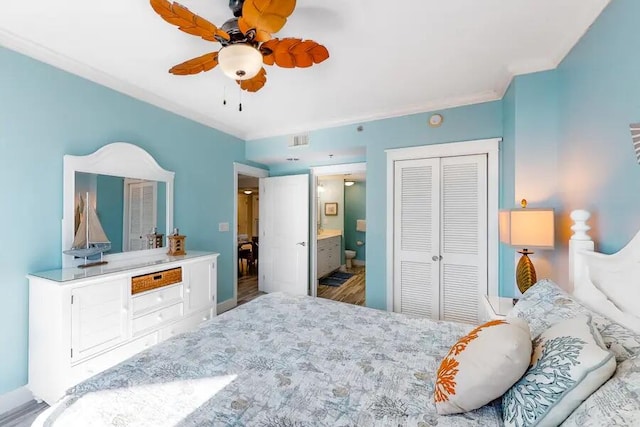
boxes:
[325,202,338,216]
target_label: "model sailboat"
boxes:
[64,193,111,268]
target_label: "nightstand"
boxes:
[481,295,516,321]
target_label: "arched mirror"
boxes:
[62,142,174,267]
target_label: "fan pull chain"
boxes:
[238,86,243,112]
[223,85,227,106]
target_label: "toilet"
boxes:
[345,250,357,269]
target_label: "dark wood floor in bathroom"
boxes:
[317,266,365,306]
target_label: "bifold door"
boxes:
[393,154,487,323]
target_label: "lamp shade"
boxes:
[218,44,263,81]
[499,208,555,249]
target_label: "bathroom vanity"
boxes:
[317,231,341,278]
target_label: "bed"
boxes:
[34,210,640,426]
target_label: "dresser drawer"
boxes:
[132,284,183,316]
[132,303,183,336]
[69,331,159,384]
[131,267,182,295]
[160,309,213,340]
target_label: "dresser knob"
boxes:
[157,314,163,321]
[157,295,163,302]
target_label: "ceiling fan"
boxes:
[150,0,330,92]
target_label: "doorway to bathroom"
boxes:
[310,163,366,306]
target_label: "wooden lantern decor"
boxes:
[167,229,186,256]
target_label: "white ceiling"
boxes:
[0,0,609,141]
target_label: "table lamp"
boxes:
[499,199,555,294]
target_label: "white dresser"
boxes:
[28,251,218,405]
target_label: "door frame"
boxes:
[385,138,501,312]
[231,163,268,312]
[310,162,367,298]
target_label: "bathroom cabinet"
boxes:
[317,235,341,278]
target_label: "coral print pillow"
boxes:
[434,318,531,415]
[502,315,617,427]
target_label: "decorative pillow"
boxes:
[562,353,640,426]
[573,271,640,334]
[508,279,640,362]
[502,315,616,427]
[434,318,531,415]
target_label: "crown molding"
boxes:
[0,29,247,140]
[244,89,502,141]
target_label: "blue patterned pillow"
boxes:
[561,352,640,426]
[507,280,640,362]
[502,315,616,427]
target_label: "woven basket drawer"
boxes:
[131,267,182,295]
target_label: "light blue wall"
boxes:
[555,0,640,253]
[247,101,504,309]
[344,182,366,261]
[0,46,247,395]
[500,71,561,297]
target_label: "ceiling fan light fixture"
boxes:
[218,44,263,81]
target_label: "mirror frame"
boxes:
[62,142,175,267]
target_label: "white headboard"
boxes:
[568,210,595,288]
[569,209,640,323]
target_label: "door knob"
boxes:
[432,255,439,261]
[297,242,307,247]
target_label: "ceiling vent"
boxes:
[289,134,310,148]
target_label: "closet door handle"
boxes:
[432,255,443,261]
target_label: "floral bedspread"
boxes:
[43,293,502,426]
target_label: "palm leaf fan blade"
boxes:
[237,67,267,92]
[309,44,330,63]
[169,52,219,75]
[241,0,296,35]
[238,18,271,43]
[149,0,229,41]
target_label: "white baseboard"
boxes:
[353,259,366,267]
[217,298,237,314]
[0,386,34,416]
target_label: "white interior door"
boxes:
[259,174,309,296]
[393,155,488,323]
[393,158,441,317]
[439,155,487,324]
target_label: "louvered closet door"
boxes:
[393,158,441,318]
[127,182,157,251]
[439,155,487,323]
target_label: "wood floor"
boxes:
[0,400,48,427]
[237,272,264,305]
[317,265,365,306]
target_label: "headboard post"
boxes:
[569,209,595,288]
